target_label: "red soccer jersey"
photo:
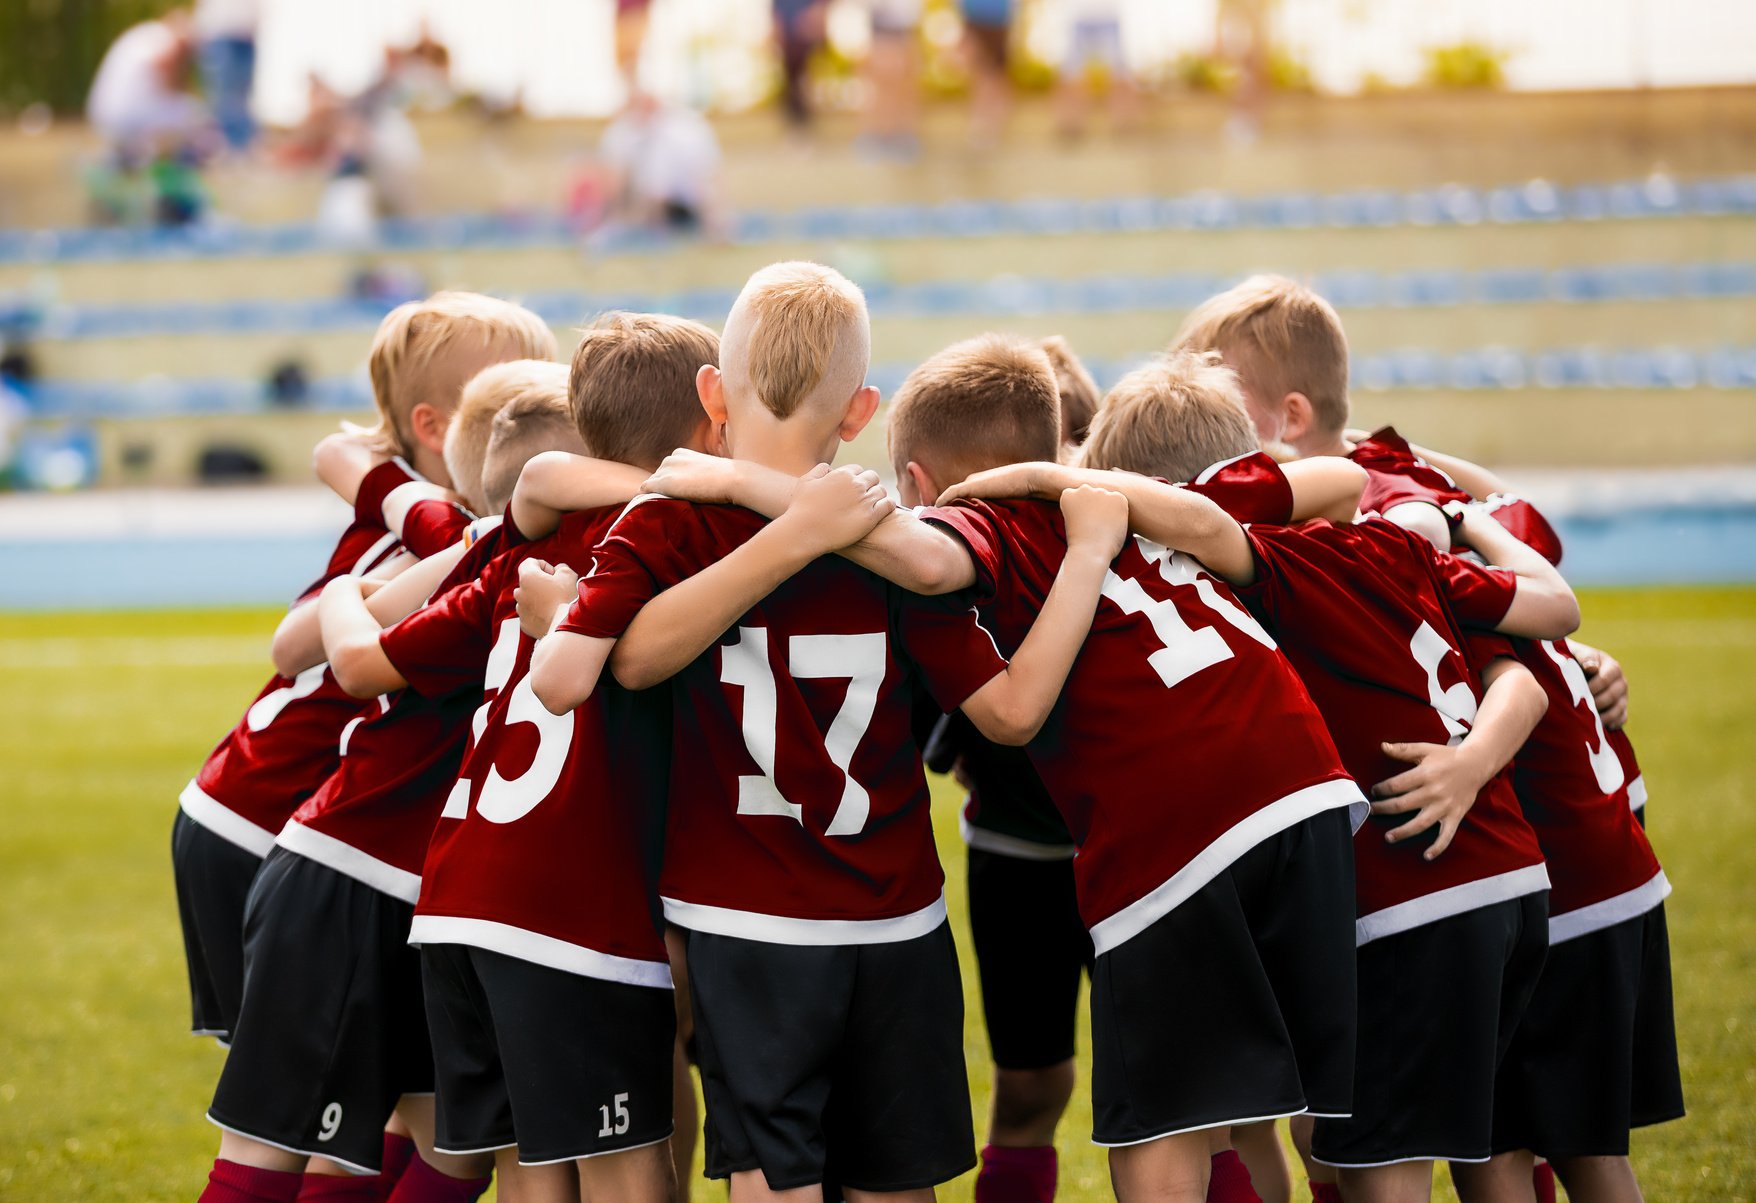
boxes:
[925,496,1362,957]
[180,460,451,855]
[276,524,509,901]
[1238,518,1551,944]
[401,495,478,559]
[1349,427,1471,523]
[1610,728,1647,814]
[561,496,1009,946]
[405,507,674,987]
[1509,638,1667,941]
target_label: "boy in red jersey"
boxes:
[193,359,574,1203]
[525,264,1127,1203]
[171,292,552,1064]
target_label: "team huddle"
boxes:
[172,264,1681,1203]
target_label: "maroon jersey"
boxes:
[1349,427,1470,523]
[1510,638,1667,942]
[925,495,1361,957]
[180,460,448,855]
[1238,518,1550,944]
[1609,728,1647,814]
[561,496,1008,945]
[406,507,674,987]
[401,495,478,559]
[275,524,510,901]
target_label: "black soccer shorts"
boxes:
[171,809,264,1042]
[966,846,1092,1070]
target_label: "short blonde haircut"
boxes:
[887,334,1062,483]
[1039,335,1100,447]
[731,261,870,420]
[570,311,720,470]
[1079,351,1260,483]
[441,369,517,515]
[479,364,583,515]
[365,291,557,458]
[1172,275,1351,436]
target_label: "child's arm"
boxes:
[271,542,470,676]
[527,593,615,716]
[312,430,387,506]
[510,451,652,540]
[608,466,896,690]
[1456,507,1581,639]
[1567,639,1630,730]
[1400,440,1512,502]
[957,486,1129,745]
[1279,456,1367,522]
[382,481,470,535]
[643,450,977,595]
[1369,656,1548,859]
[941,457,1364,524]
[319,576,414,698]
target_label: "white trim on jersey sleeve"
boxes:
[660,894,948,946]
[1354,862,1552,948]
[1548,869,1670,946]
[1626,773,1648,811]
[274,820,422,903]
[959,815,1076,861]
[407,915,673,989]
[1192,451,1254,485]
[179,780,276,857]
[1089,776,1365,958]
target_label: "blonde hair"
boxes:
[887,334,1062,483]
[1172,275,1351,436]
[1039,335,1100,447]
[1079,351,1260,483]
[731,261,870,420]
[364,291,558,458]
[570,311,720,470]
[441,369,516,515]
[478,363,582,515]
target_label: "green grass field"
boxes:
[2,588,1753,1201]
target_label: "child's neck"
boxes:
[730,424,841,478]
[1293,431,1352,459]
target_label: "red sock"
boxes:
[297,1175,384,1201]
[1532,1161,1557,1203]
[383,1155,492,1203]
[974,1144,1057,1203]
[1309,1184,1343,1203]
[199,1160,304,1203]
[1207,1150,1262,1203]
[378,1134,418,1200]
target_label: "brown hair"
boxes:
[1171,275,1351,436]
[1039,335,1100,446]
[886,334,1062,482]
[458,361,579,515]
[569,311,720,470]
[1078,351,1260,483]
[364,291,557,458]
[732,261,870,420]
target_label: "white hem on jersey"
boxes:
[1313,1151,1492,1169]
[960,815,1077,861]
[1548,869,1671,946]
[407,915,674,990]
[1354,863,1552,948]
[179,780,276,858]
[432,1140,517,1156]
[1089,777,1364,958]
[204,1114,376,1176]
[661,894,948,946]
[1093,1107,1311,1149]
[516,1131,675,1166]
[274,821,421,904]
[1626,773,1648,811]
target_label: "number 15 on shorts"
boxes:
[598,1091,630,1137]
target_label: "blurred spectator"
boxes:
[194,0,261,152]
[773,0,828,131]
[598,90,725,235]
[1056,0,1139,138]
[0,349,33,489]
[616,0,654,86]
[87,9,211,161]
[959,0,1012,148]
[858,0,923,159]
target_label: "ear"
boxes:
[1281,392,1315,444]
[905,460,941,507]
[696,364,729,425]
[837,385,882,443]
[408,402,448,456]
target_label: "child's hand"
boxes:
[1058,484,1129,563]
[1369,740,1488,860]
[514,559,581,640]
[938,462,1065,506]
[313,429,392,505]
[643,449,740,504]
[780,464,895,555]
[1571,642,1629,730]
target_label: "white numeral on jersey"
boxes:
[245,664,328,732]
[317,1102,342,1142]
[1542,640,1626,794]
[1410,622,1477,744]
[1103,538,1274,689]
[442,618,575,824]
[720,627,888,836]
[598,1092,630,1137]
